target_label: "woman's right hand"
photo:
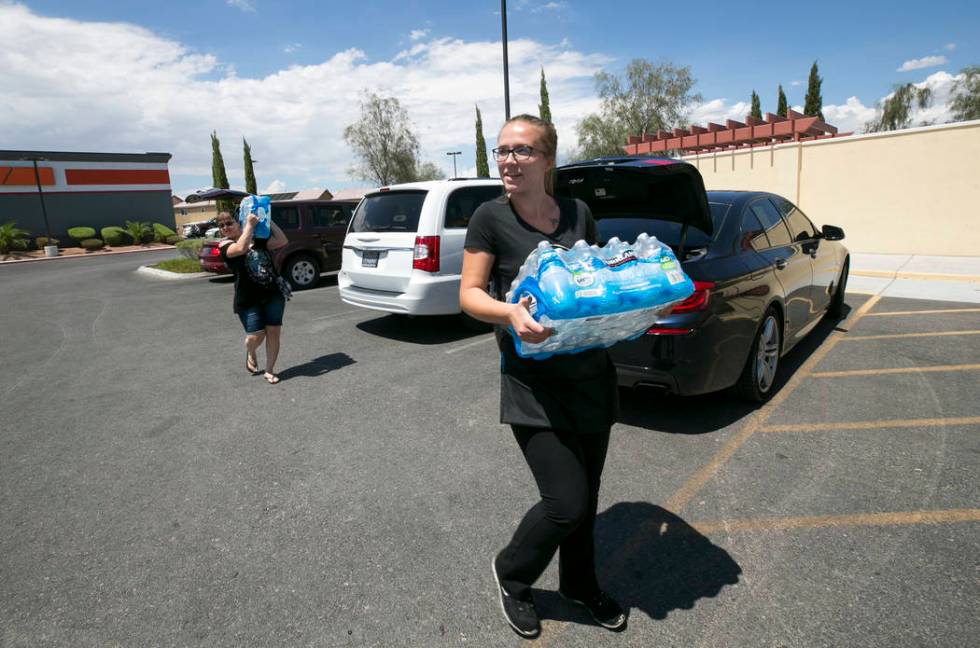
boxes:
[245,213,259,229]
[509,296,552,344]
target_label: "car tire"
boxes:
[735,307,781,402]
[827,258,849,319]
[284,253,320,290]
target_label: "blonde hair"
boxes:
[500,113,558,195]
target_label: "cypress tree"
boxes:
[475,106,490,178]
[211,131,231,211]
[804,61,824,120]
[750,90,762,120]
[243,138,257,195]
[539,67,552,123]
[777,84,788,117]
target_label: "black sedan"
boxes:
[556,158,849,402]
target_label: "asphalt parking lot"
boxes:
[1,250,978,647]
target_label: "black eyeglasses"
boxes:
[492,145,535,161]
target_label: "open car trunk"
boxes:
[555,158,712,257]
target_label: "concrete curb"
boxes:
[0,245,177,265]
[851,270,980,283]
[136,265,211,280]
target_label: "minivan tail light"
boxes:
[413,236,440,272]
[668,280,715,314]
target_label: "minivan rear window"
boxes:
[349,191,427,233]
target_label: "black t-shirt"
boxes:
[465,196,618,433]
[219,237,281,313]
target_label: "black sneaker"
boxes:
[559,589,628,631]
[492,559,541,638]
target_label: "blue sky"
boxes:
[2,0,977,197]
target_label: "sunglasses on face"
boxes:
[217,220,236,228]
[492,145,535,161]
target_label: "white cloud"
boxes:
[262,179,286,193]
[897,55,947,72]
[532,2,568,12]
[409,29,429,41]
[227,0,256,12]
[0,3,609,193]
[821,97,876,133]
[790,80,802,86]
[943,43,956,51]
[283,43,302,54]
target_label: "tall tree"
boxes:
[865,83,933,132]
[475,105,490,178]
[539,67,552,123]
[950,65,980,122]
[242,137,257,195]
[803,61,824,120]
[576,58,702,159]
[210,131,231,211]
[343,92,420,185]
[415,161,446,181]
[777,84,788,117]
[750,90,762,120]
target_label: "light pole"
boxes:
[500,0,510,120]
[446,151,461,178]
[24,156,53,241]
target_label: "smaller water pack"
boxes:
[506,234,694,359]
[238,194,271,239]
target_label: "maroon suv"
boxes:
[199,199,359,290]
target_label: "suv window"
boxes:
[272,205,300,230]
[748,199,792,247]
[444,186,504,228]
[350,191,427,233]
[774,198,818,241]
[313,205,350,228]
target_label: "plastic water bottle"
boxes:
[239,195,271,239]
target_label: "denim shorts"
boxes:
[238,296,286,333]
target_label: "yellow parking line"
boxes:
[840,330,980,341]
[864,307,980,317]
[761,416,980,433]
[692,508,980,535]
[663,294,882,514]
[851,270,980,282]
[811,363,980,378]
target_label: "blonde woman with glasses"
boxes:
[460,114,627,638]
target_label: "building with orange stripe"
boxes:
[0,150,174,241]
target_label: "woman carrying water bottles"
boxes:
[460,114,626,638]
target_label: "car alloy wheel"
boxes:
[285,253,320,290]
[755,314,780,394]
[735,307,781,402]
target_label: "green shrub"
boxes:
[123,220,154,245]
[101,226,130,246]
[175,239,204,259]
[152,222,177,242]
[0,221,31,254]
[67,226,96,242]
[152,258,203,273]
[80,238,105,251]
[164,234,181,245]
[35,236,60,249]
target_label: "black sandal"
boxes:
[263,372,280,385]
[245,352,259,374]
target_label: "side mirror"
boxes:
[822,224,845,241]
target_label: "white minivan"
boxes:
[338,179,504,315]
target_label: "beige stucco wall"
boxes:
[683,120,980,255]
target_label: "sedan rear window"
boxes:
[596,203,728,249]
[349,191,427,233]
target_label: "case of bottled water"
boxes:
[506,234,694,359]
[238,195,271,239]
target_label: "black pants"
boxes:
[496,425,611,599]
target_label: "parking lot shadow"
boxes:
[356,314,485,345]
[278,352,355,381]
[532,502,740,626]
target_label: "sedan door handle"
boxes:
[774,258,787,270]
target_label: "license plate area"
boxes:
[361,250,380,268]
